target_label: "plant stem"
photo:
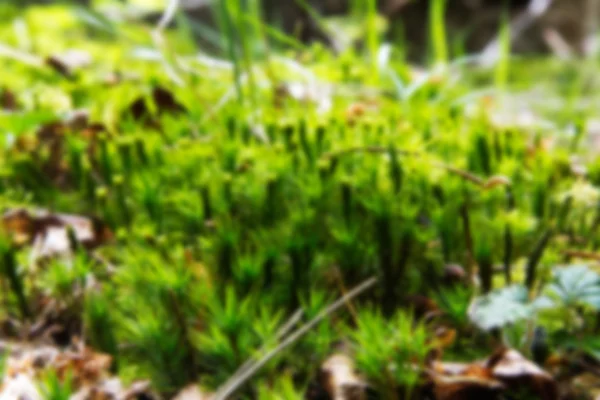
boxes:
[525,229,553,290]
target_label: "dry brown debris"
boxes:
[2,208,112,260]
[1,342,156,400]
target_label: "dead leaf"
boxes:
[127,86,186,122]
[173,385,214,400]
[2,208,112,259]
[1,87,18,111]
[488,348,559,400]
[319,354,367,400]
[1,342,155,400]
[45,50,92,78]
[9,113,106,187]
[430,361,504,400]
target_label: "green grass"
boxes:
[1,2,600,399]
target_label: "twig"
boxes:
[562,249,600,262]
[0,42,44,68]
[434,162,484,186]
[480,0,554,66]
[151,0,184,86]
[156,0,180,32]
[543,28,574,60]
[227,308,304,382]
[213,277,378,400]
[584,0,600,56]
[322,147,511,190]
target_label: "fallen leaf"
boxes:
[10,110,107,187]
[488,348,559,400]
[1,342,155,400]
[173,385,214,400]
[319,354,367,400]
[127,86,186,122]
[430,361,504,400]
[45,50,92,78]
[1,87,18,111]
[2,208,112,259]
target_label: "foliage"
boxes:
[1,1,600,398]
[352,310,430,396]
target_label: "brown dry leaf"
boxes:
[173,384,214,400]
[1,342,156,400]
[35,120,69,184]
[2,208,112,259]
[488,348,559,400]
[430,361,504,400]
[27,296,83,345]
[12,110,106,187]
[46,49,92,78]
[53,346,112,386]
[1,87,18,111]
[127,86,186,122]
[318,354,367,400]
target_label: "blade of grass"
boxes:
[156,0,180,32]
[430,0,448,66]
[366,0,379,81]
[494,9,511,91]
[217,0,245,104]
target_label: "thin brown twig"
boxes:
[562,249,600,262]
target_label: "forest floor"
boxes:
[2,2,600,400]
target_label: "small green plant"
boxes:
[434,285,472,329]
[0,234,30,318]
[352,310,431,398]
[256,374,304,400]
[429,0,448,66]
[38,369,73,400]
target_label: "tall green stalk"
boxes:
[219,0,244,104]
[430,0,448,66]
[495,10,511,91]
[366,0,379,80]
